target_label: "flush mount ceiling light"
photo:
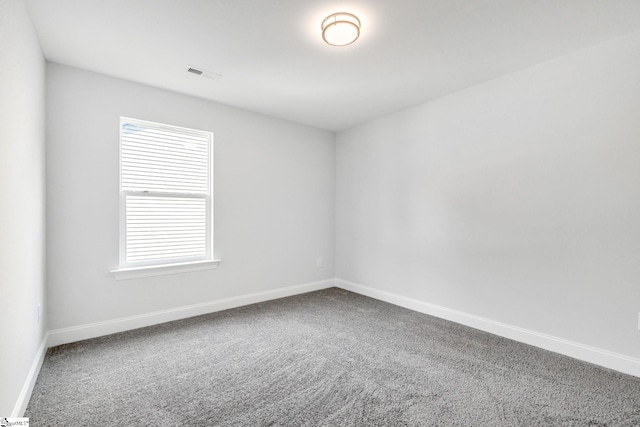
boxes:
[321,12,361,47]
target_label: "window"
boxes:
[113,117,218,279]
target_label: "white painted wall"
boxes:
[336,31,640,359]
[0,0,46,415]
[46,63,335,331]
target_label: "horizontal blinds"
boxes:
[121,122,210,194]
[120,118,212,266]
[125,195,207,263]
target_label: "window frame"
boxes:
[112,117,219,280]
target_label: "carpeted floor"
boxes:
[26,288,640,426]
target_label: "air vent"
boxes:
[187,65,222,80]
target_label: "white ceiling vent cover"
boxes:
[187,65,222,80]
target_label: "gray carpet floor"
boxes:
[26,288,640,426]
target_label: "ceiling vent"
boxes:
[187,65,221,80]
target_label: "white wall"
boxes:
[336,31,640,359]
[0,0,46,415]
[46,63,335,331]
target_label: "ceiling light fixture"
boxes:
[321,12,361,47]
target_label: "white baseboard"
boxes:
[47,279,335,347]
[12,332,48,417]
[335,278,640,378]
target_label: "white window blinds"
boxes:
[120,118,213,267]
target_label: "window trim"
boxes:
[111,259,221,281]
[111,117,220,279]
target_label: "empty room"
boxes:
[2,0,640,425]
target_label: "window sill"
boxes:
[111,259,221,280]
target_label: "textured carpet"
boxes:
[26,288,640,426]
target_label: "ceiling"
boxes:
[27,0,640,132]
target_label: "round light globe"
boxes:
[321,13,361,47]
